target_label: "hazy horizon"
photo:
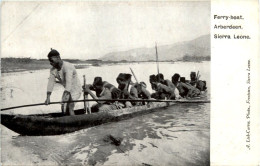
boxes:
[1,1,210,59]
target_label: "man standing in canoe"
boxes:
[44,49,82,115]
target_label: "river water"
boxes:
[1,62,210,166]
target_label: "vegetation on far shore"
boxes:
[182,54,211,62]
[1,58,50,73]
[1,56,210,73]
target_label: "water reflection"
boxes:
[6,103,209,165]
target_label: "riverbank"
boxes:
[1,58,210,73]
[1,58,90,73]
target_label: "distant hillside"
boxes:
[100,34,210,61]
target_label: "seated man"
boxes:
[83,81,121,113]
[156,73,175,89]
[195,79,207,92]
[156,73,181,99]
[149,74,176,100]
[149,74,160,99]
[149,74,157,91]
[89,77,121,99]
[189,71,197,86]
[116,73,132,92]
[174,75,200,98]
[116,73,133,107]
[130,82,151,105]
[155,82,176,100]
[172,73,180,86]
[189,71,207,91]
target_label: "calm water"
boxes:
[1,62,210,165]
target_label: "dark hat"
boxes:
[190,72,196,76]
[190,71,197,80]
[156,73,164,81]
[172,73,180,83]
[93,77,103,86]
[149,75,157,83]
[116,73,132,83]
[180,77,186,83]
[47,48,60,58]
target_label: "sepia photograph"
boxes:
[1,1,210,165]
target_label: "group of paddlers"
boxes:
[44,49,207,116]
[83,72,207,113]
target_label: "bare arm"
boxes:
[130,87,138,99]
[157,83,175,99]
[84,87,111,104]
[45,70,56,105]
[47,70,56,93]
[141,88,151,99]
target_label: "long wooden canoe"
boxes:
[1,99,209,136]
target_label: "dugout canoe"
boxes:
[0,99,209,136]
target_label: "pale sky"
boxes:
[1,1,210,59]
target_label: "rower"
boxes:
[180,77,200,98]
[88,77,121,99]
[130,81,151,106]
[83,77,122,112]
[189,72,197,86]
[116,73,134,107]
[197,80,207,92]
[156,73,175,89]
[149,74,160,99]
[156,73,181,99]
[189,71,207,91]
[172,73,180,86]
[149,74,175,100]
[149,75,157,91]
[172,73,200,98]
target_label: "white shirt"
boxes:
[47,61,81,99]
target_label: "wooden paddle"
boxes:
[196,71,201,81]
[155,42,160,74]
[129,67,139,83]
[1,99,210,111]
[83,75,91,114]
